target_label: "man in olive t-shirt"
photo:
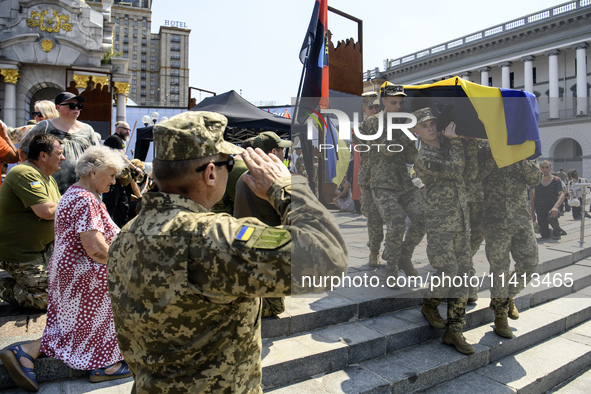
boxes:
[0,134,64,309]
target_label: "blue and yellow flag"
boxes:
[404,77,541,168]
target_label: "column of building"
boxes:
[113,82,130,122]
[546,49,561,119]
[574,43,588,116]
[0,69,21,127]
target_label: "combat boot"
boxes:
[368,251,380,268]
[493,310,513,339]
[468,287,479,304]
[386,265,400,289]
[442,329,475,355]
[399,257,419,277]
[508,298,519,320]
[421,304,446,329]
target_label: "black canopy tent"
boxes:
[134,90,292,161]
[190,90,291,143]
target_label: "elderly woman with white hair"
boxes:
[0,146,130,392]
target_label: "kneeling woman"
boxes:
[0,146,130,392]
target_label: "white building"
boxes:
[364,0,590,176]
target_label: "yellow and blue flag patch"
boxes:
[236,226,255,242]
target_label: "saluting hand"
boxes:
[242,147,291,201]
[442,122,458,139]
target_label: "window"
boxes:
[170,94,179,102]
[124,19,129,26]
[132,88,137,94]
[141,81,146,87]
[171,77,179,85]
[488,77,493,87]
[124,28,128,35]
[150,64,155,70]
[132,79,137,85]
[150,73,155,78]
[150,81,155,86]
[533,67,537,84]
[141,55,146,62]
[133,54,137,60]
[123,38,129,44]
[132,62,137,68]
[115,35,119,41]
[141,64,146,70]
[114,44,119,50]
[150,56,155,61]
[141,72,146,79]
[123,53,128,58]
[142,38,147,46]
[151,39,155,45]
[150,89,155,95]
[123,45,128,52]
[115,18,120,24]
[133,46,137,52]
[510,72,515,89]
[151,47,155,53]
[132,71,137,76]
[142,30,147,37]
[134,20,138,27]
[133,37,138,43]
[133,29,138,35]
[116,27,120,33]
[142,21,147,27]
[141,89,146,96]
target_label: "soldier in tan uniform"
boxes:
[107,111,348,393]
[358,84,424,282]
[413,108,478,355]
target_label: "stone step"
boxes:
[549,365,591,393]
[261,244,591,340]
[263,284,591,391]
[424,320,591,394]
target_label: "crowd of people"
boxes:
[0,85,586,391]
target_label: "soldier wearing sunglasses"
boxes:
[18,92,100,194]
[108,111,347,393]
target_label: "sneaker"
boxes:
[421,304,446,329]
[442,329,475,355]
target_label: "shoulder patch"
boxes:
[236,225,255,241]
[426,161,444,171]
[252,228,291,250]
[30,181,42,189]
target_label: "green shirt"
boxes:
[0,163,61,262]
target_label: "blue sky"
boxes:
[151,0,567,106]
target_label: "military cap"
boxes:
[153,111,243,161]
[252,131,292,154]
[412,107,437,125]
[361,92,379,107]
[380,82,406,98]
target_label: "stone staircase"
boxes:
[262,251,591,392]
[1,214,591,392]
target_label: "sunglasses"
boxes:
[118,126,131,132]
[59,102,83,110]
[195,156,234,173]
[32,112,43,117]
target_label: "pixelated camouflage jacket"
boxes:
[358,111,417,191]
[107,176,347,393]
[479,142,542,229]
[414,135,476,233]
[464,139,485,203]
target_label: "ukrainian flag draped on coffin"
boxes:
[403,76,541,168]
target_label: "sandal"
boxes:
[0,344,39,392]
[89,360,132,383]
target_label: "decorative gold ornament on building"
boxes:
[40,39,54,52]
[27,9,73,33]
[0,69,22,84]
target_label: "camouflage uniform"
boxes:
[415,133,476,331]
[465,141,485,257]
[479,142,542,313]
[359,112,426,271]
[107,111,348,393]
[354,96,383,256]
[0,244,52,310]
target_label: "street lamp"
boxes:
[151,111,159,124]
[142,115,151,126]
[142,112,160,127]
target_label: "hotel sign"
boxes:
[164,20,188,28]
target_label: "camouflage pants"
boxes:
[0,243,52,310]
[423,230,471,331]
[485,224,539,312]
[469,201,485,257]
[360,185,383,253]
[262,297,285,318]
[372,187,426,268]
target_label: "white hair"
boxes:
[76,145,127,178]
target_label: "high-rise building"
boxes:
[87,0,190,107]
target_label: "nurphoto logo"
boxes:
[305,108,418,153]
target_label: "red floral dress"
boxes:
[40,186,123,370]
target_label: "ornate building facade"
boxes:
[0,0,132,134]
[364,0,591,175]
